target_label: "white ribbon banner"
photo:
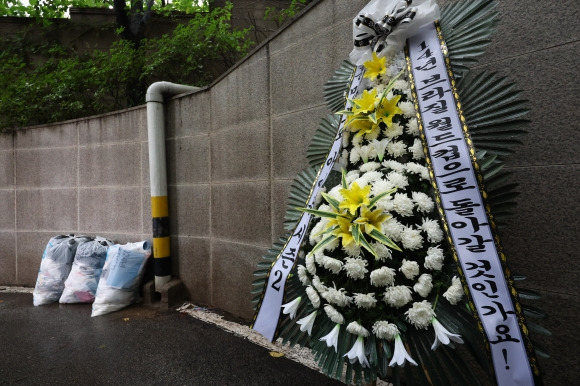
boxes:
[252,65,365,342]
[408,23,535,386]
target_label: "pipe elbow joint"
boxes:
[146,81,200,103]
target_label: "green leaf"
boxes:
[368,188,397,208]
[307,115,341,168]
[310,233,338,255]
[321,192,341,211]
[368,228,402,252]
[300,207,341,220]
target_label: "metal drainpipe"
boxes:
[146,82,199,290]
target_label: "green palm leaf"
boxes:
[324,60,357,113]
[440,0,499,77]
[283,167,319,230]
[306,114,341,168]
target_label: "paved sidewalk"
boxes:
[0,291,345,386]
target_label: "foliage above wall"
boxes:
[0,2,253,131]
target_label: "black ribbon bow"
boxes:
[354,0,418,55]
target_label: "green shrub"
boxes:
[0,2,253,131]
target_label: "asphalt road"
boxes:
[0,292,345,386]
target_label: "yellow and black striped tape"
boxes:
[151,196,171,277]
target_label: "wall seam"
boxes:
[208,89,214,306]
[13,131,18,283]
[76,122,80,234]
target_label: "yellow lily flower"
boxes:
[347,117,381,140]
[363,52,387,80]
[376,95,403,128]
[354,206,391,235]
[331,215,355,247]
[339,182,371,215]
[351,89,379,115]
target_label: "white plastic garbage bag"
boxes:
[33,235,90,306]
[91,241,151,317]
[59,236,114,304]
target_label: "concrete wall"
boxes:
[0,0,577,383]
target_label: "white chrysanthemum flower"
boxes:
[405,300,435,329]
[324,304,345,324]
[281,297,301,319]
[382,159,405,172]
[387,171,409,190]
[344,336,370,368]
[370,139,389,161]
[314,251,326,265]
[309,218,329,245]
[297,310,318,335]
[345,170,360,184]
[357,171,382,186]
[421,218,444,243]
[320,323,341,352]
[413,274,433,297]
[431,317,464,350]
[392,79,409,91]
[346,320,370,337]
[353,292,377,310]
[374,83,387,95]
[372,320,399,341]
[412,191,435,213]
[343,257,368,280]
[370,178,393,198]
[297,265,310,285]
[336,149,349,171]
[384,285,413,308]
[343,241,362,257]
[360,161,381,172]
[350,146,362,164]
[387,141,407,158]
[392,193,415,217]
[424,246,445,271]
[371,241,392,261]
[370,266,396,287]
[322,286,352,307]
[305,253,316,275]
[375,195,394,212]
[410,138,425,160]
[322,236,340,252]
[328,185,343,201]
[342,130,350,147]
[322,255,343,274]
[400,259,420,279]
[351,132,363,148]
[384,121,404,138]
[383,218,404,242]
[364,126,381,141]
[306,285,321,308]
[406,117,420,136]
[405,162,431,180]
[311,275,327,295]
[401,226,424,250]
[404,161,424,175]
[398,101,416,118]
[443,276,464,305]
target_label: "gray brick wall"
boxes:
[0,0,577,383]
